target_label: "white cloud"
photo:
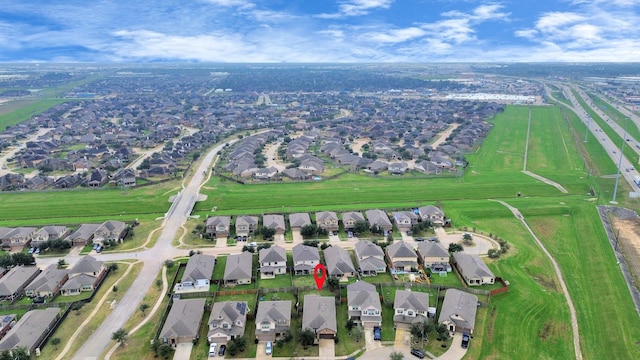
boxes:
[367,27,426,43]
[317,0,393,19]
[201,0,254,8]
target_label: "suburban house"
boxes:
[292,244,320,275]
[24,264,69,298]
[418,205,445,226]
[438,288,478,334]
[354,241,387,276]
[31,226,71,248]
[223,252,253,286]
[302,295,337,342]
[208,301,248,343]
[0,314,16,339]
[315,211,339,232]
[60,255,107,296]
[0,308,60,356]
[92,220,127,246]
[341,211,365,232]
[159,298,206,345]
[365,209,393,232]
[205,216,231,239]
[174,254,215,293]
[259,245,287,279]
[0,266,41,302]
[288,213,311,232]
[1,227,36,251]
[393,290,430,329]
[263,214,286,235]
[65,223,100,247]
[324,246,356,279]
[392,211,419,232]
[235,216,259,238]
[347,281,382,328]
[255,301,292,341]
[452,252,496,286]
[386,241,418,272]
[388,162,408,175]
[417,242,450,271]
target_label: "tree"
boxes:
[227,341,238,356]
[112,328,129,347]
[327,276,339,291]
[299,328,316,348]
[57,259,67,269]
[390,351,405,360]
[155,279,163,289]
[164,260,175,268]
[0,350,11,360]
[448,243,463,253]
[436,323,450,340]
[462,233,473,245]
[158,344,174,359]
[300,224,317,239]
[150,339,161,357]
[9,347,29,360]
[11,252,35,266]
[71,301,84,315]
[346,319,355,331]
[50,337,61,350]
[139,303,150,317]
[353,220,369,234]
[107,263,119,272]
[261,227,276,240]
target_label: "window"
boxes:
[407,311,414,316]
[396,309,403,314]
[222,323,228,329]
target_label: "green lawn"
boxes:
[212,256,227,280]
[361,272,393,283]
[257,274,292,289]
[0,98,70,129]
[335,302,366,356]
[271,316,319,358]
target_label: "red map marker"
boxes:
[313,264,327,291]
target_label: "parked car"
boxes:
[209,343,217,357]
[218,344,226,356]
[28,247,35,254]
[373,326,381,340]
[95,246,102,253]
[265,341,272,355]
[35,248,41,255]
[249,241,257,248]
[347,231,353,238]
[411,349,426,359]
[415,237,425,242]
[462,333,470,349]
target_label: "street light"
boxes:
[611,118,629,204]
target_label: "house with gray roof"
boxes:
[292,244,320,275]
[1,227,37,251]
[388,162,408,175]
[24,265,68,299]
[65,223,100,247]
[452,252,495,286]
[0,308,60,356]
[417,242,450,270]
[341,211,365,232]
[255,301,292,341]
[365,209,393,232]
[205,216,231,238]
[208,301,248,343]
[159,298,206,345]
[175,254,215,293]
[60,255,106,296]
[93,220,127,246]
[393,290,430,329]
[302,295,336,341]
[32,226,71,248]
[347,281,382,328]
[235,216,259,238]
[386,241,418,272]
[438,288,478,334]
[392,211,419,232]
[315,211,339,232]
[263,214,286,235]
[324,246,356,279]
[288,213,311,231]
[259,245,287,279]
[0,266,41,302]
[224,252,253,286]
[418,205,445,226]
[354,241,386,276]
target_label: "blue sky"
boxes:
[1,0,639,62]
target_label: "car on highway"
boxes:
[266,341,272,355]
[209,343,217,357]
[462,332,470,349]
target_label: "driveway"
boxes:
[434,228,499,256]
[318,338,335,359]
[437,333,468,360]
[291,230,303,243]
[364,328,383,351]
[172,343,193,360]
[329,233,341,242]
[255,341,270,359]
[274,234,285,244]
[394,327,410,349]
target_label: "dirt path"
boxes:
[351,137,371,155]
[612,217,640,291]
[431,124,460,149]
[493,200,583,360]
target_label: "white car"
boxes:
[209,343,217,357]
[265,341,272,355]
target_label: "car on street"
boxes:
[462,332,470,348]
[411,349,426,358]
[218,344,226,356]
[209,343,217,357]
[373,326,381,340]
[266,341,272,355]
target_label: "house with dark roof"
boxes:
[1,227,36,251]
[0,308,60,356]
[0,266,41,302]
[255,301,292,341]
[347,281,382,328]
[24,265,68,299]
[315,211,339,232]
[323,246,356,279]
[365,209,393,232]
[302,295,336,342]
[208,301,248,343]
[386,241,418,272]
[65,223,100,247]
[292,244,320,275]
[258,245,287,279]
[452,252,495,286]
[223,252,253,286]
[159,298,206,345]
[86,168,109,187]
[175,254,215,293]
[354,241,386,276]
[393,290,430,329]
[438,288,478,334]
[205,216,231,238]
[93,220,127,246]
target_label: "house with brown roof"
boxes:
[205,216,231,238]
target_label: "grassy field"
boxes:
[0,98,70,129]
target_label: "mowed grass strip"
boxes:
[0,98,70,129]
